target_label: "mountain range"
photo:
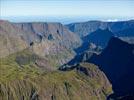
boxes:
[67,20,134,37]
[0,19,134,100]
[0,20,81,67]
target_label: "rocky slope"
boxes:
[67,20,134,50]
[119,37,134,44]
[0,20,28,58]
[67,20,134,37]
[13,22,81,66]
[13,22,81,49]
[2,19,134,99]
[0,20,81,67]
[0,50,112,100]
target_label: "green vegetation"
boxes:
[0,50,112,100]
[45,49,73,67]
[0,49,43,82]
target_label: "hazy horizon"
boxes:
[1,16,134,24]
[1,0,134,24]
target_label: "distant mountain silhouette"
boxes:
[75,29,114,54]
[83,29,114,47]
[68,20,134,55]
[88,37,134,96]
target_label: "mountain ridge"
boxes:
[0,20,81,67]
[1,19,134,99]
[67,20,134,37]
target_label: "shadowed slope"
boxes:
[88,37,134,96]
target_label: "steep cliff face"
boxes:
[67,20,134,37]
[0,20,81,67]
[13,22,81,66]
[0,50,112,100]
[67,21,102,37]
[13,22,81,49]
[0,20,28,58]
[67,20,134,52]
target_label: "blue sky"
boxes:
[0,0,134,23]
